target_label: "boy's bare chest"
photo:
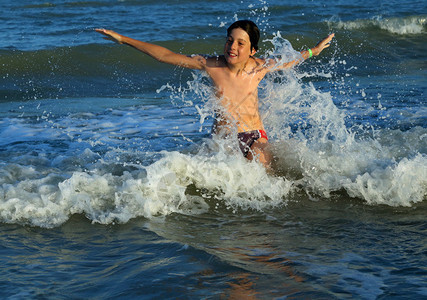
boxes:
[210,71,260,95]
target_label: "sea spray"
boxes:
[151,32,426,208]
[253,33,426,205]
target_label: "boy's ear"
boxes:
[251,48,257,56]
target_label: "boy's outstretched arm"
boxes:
[95,29,206,70]
[267,33,335,71]
[301,33,335,60]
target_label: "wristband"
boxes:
[308,48,313,58]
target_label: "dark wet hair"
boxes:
[227,20,260,51]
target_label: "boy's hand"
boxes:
[95,29,123,44]
[312,33,335,56]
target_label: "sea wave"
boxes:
[330,15,427,35]
[0,43,194,78]
[0,146,295,228]
[0,86,425,229]
[0,42,211,101]
[0,131,425,228]
[0,30,425,228]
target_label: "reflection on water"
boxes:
[145,198,427,298]
[1,197,426,298]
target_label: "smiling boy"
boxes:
[96,20,334,169]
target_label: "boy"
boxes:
[96,20,334,168]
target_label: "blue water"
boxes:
[1,0,426,298]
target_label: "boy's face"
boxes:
[224,28,256,65]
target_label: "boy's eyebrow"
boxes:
[226,36,248,43]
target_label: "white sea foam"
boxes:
[0,145,294,227]
[258,35,426,206]
[343,154,427,206]
[331,15,426,35]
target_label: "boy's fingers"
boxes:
[321,34,334,47]
[324,33,334,41]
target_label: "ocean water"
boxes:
[0,0,426,298]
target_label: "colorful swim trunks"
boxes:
[237,129,268,157]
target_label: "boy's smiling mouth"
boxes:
[227,51,238,58]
